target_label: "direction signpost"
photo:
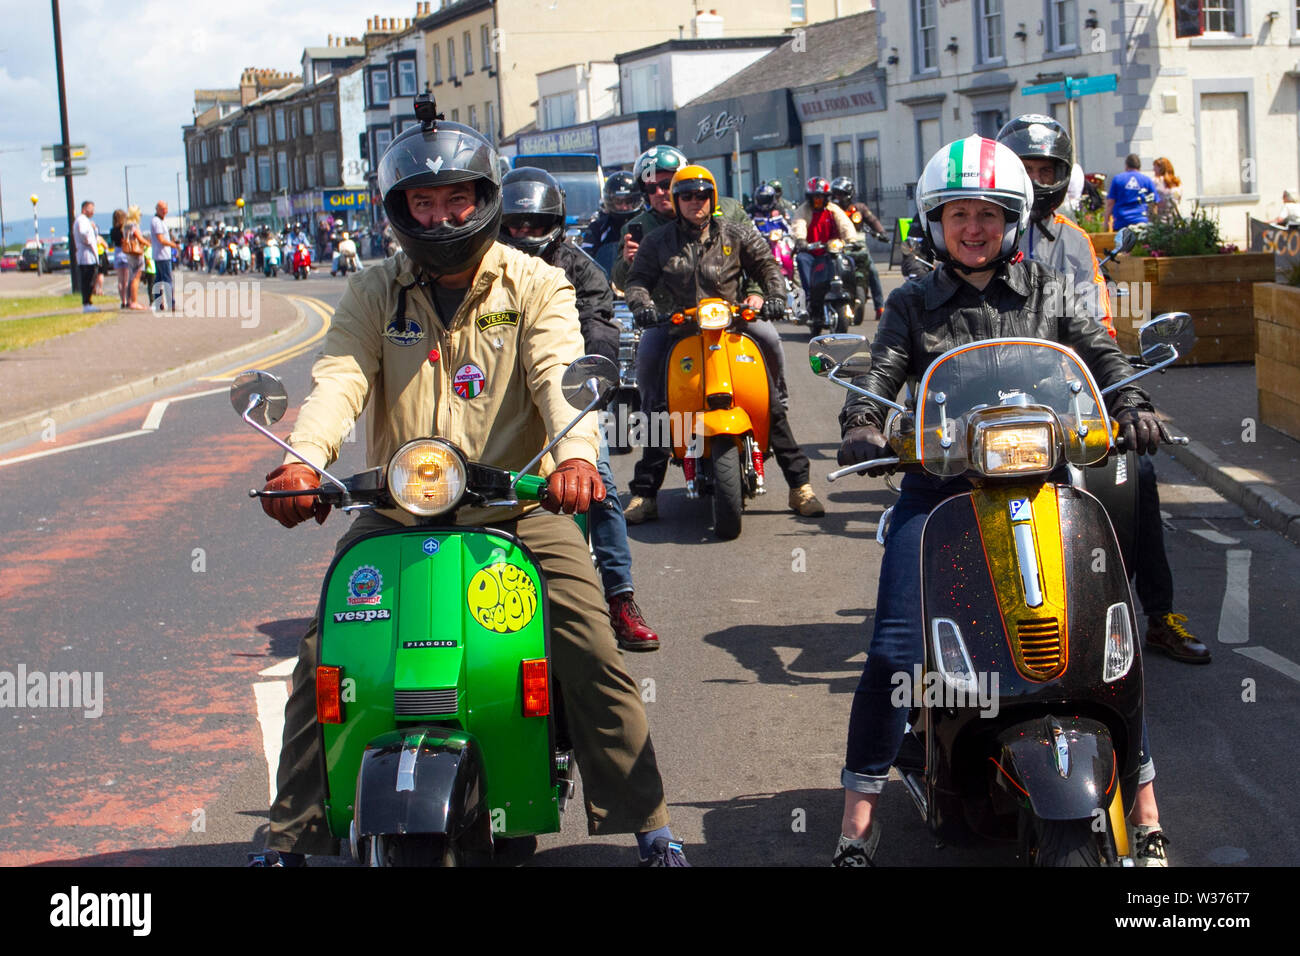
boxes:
[1021,73,1118,161]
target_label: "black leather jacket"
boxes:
[840,258,1151,433]
[545,240,618,363]
[624,217,784,316]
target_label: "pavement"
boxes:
[1,262,1298,546]
[0,270,309,446]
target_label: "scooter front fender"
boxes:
[355,727,486,843]
[994,717,1117,821]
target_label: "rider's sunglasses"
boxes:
[676,190,712,203]
[644,179,673,194]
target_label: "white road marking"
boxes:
[253,680,290,806]
[1190,529,1241,545]
[1217,549,1251,645]
[258,658,297,678]
[1234,647,1300,684]
[141,401,168,431]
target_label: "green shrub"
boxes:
[1131,203,1223,257]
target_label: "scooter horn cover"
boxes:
[378,120,503,277]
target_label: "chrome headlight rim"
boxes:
[696,301,732,330]
[386,438,468,517]
[969,408,1060,478]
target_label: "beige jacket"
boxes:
[791,201,857,243]
[285,241,599,525]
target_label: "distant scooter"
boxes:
[293,244,312,280]
[263,242,282,278]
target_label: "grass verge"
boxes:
[0,308,117,352]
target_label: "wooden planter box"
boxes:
[1088,231,1117,258]
[1254,283,1300,441]
[1109,252,1276,365]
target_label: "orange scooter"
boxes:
[661,297,772,540]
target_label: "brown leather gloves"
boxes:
[543,458,606,515]
[262,463,331,528]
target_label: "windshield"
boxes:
[915,338,1112,476]
[552,172,602,224]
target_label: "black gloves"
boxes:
[873,231,888,242]
[838,425,893,476]
[1114,407,1163,456]
[634,307,658,329]
[759,298,785,322]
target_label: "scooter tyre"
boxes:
[382,833,462,867]
[1020,813,1104,867]
[711,439,744,541]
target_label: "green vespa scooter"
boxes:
[233,355,619,866]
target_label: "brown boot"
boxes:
[608,592,659,652]
[788,483,825,517]
[1145,612,1211,664]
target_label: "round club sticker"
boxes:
[453,363,486,399]
[347,565,383,606]
[467,562,538,633]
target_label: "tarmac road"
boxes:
[0,270,1296,867]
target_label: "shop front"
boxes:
[675,88,800,204]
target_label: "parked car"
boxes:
[44,240,71,272]
[20,240,44,272]
[0,251,19,272]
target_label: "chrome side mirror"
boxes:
[1140,312,1196,361]
[561,355,620,411]
[809,334,871,378]
[230,370,288,426]
[1112,226,1138,255]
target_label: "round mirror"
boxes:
[1140,312,1196,360]
[230,370,288,427]
[808,334,871,378]
[561,355,619,410]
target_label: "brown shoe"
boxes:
[788,483,825,517]
[609,592,659,652]
[623,494,658,524]
[1145,612,1211,664]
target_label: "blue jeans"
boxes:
[842,473,1154,793]
[590,434,633,597]
[153,259,174,310]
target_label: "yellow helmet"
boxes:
[670,164,718,219]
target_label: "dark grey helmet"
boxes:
[996,114,1073,221]
[830,176,854,207]
[498,166,566,258]
[377,119,502,277]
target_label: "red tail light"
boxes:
[522,658,550,718]
[317,666,344,724]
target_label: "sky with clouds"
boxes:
[0,0,387,243]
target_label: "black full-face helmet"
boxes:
[996,114,1074,221]
[602,171,640,219]
[830,176,855,207]
[377,117,503,277]
[753,183,777,212]
[497,166,566,258]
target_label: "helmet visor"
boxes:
[377,123,500,196]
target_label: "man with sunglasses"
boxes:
[622,164,825,522]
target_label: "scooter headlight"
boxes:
[387,439,467,516]
[1103,602,1135,682]
[827,238,845,254]
[697,300,732,329]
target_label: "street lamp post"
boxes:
[124,163,145,209]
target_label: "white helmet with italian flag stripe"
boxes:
[915,135,1033,268]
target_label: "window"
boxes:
[914,0,937,72]
[974,108,1007,137]
[1199,91,1251,195]
[245,157,255,197]
[433,44,442,84]
[218,130,230,158]
[222,171,232,202]
[276,151,288,190]
[257,156,272,192]
[481,25,493,69]
[807,142,823,177]
[238,125,250,152]
[274,109,286,141]
[305,155,316,188]
[451,108,459,122]
[200,139,209,163]
[371,68,390,105]
[1050,0,1078,48]
[397,59,416,96]
[323,151,339,186]
[978,0,1004,61]
[302,107,314,136]
[464,31,473,73]
[1202,0,1238,33]
[485,101,495,143]
[293,156,302,191]
[398,118,419,132]
[831,140,853,180]
[624,63,660,112]
[917,116,941,173]
[289,111,298,139]
[791,0,806,20]
[468,104,478,130]
[448,38,456,78]
[374,128,393,160]
[542,93,576,130]
[320,101,336,131]
[203,178,211,205]
[255,114,269,146]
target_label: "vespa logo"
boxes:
[694,110,746,144]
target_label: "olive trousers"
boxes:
[265,508,670,855]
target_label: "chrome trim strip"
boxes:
[1012,520,1044,609]
[396,744,418,792]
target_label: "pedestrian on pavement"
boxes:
[109,209,130,308]
[1105,154,1158,231]
[72,199,100,312]
[998,115,1210,666]
[121,206,149,310]
[248,115,688,868]
[1272,190,1300,227]
[150,201,180,311]
[1151,158,1182,224]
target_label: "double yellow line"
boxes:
[202,294,333,381]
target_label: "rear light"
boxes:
[522,658,550,717]
[317,666,344,724]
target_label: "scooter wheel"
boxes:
[1019,813,1105,867]
[711,440,744,541]
[379,833,462,867]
